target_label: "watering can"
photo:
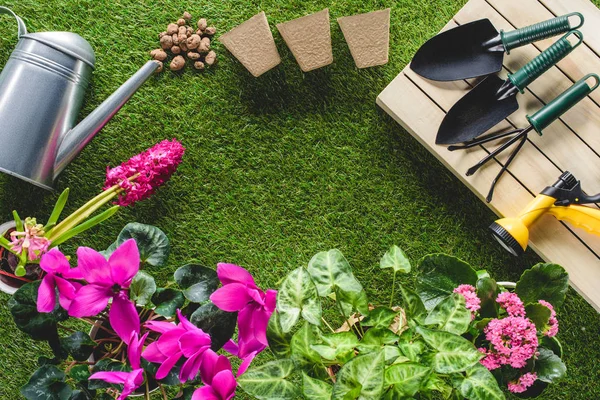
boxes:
[0,7,159,190]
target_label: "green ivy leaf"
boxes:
[291,322,325,376]
[384,362,431,397]
[516,263,569,308]
[311,331,359,363]
[20,365,72,400]
[267,311,292,358]
[400,284,427,324]
[307,249,362,296]
[361,307,398,329]
[61,332,96,362]
[112,223,170,267]
[303,373,333,400]
[416,327,483,374]
[476,277,499,318]
[451,363,504,400]
[379,245,411,273]
[277,267,322,332]
[152,288,185,317]
[357,328,398,353]
[237,359,300,400]
[425,293,471,335]
[525,303,552,332]
[129,271,156,306]
[332,350,385,400]
[535,348,566,383]
[416,254,478,310]
[190,302,237,351]
[174,264,219,303]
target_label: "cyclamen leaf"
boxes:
[384,362,431,397]
[516,263,569,308]
[303,373,333,400]
[277,267,322,332]
[60,332,96,362]
[535,348,566,383]
[452,363,504,400]
[152,288,185,317]
[173,264,219,303]
[307,249,362,296]
[129,271,156,306]
[332,350,385,400]
[20,365,73,400]
[416,327,483,374]
[114,223,170,267]
[267,312,292,358]
[379,245,411,273]
[190,302,237,351]
[237,359,300,400]
[425,293,471,335]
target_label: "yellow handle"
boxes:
[546,205,600,236]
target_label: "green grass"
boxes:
[1,0,599,398]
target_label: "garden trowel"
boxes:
[411,12,583,81]
[436,30,583,145]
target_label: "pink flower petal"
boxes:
[210,283,252,312]
[109,291,140,342]
[62,267,84,280]
[192,386,220,400]
[217,263,256,287]
[118,369,144,400]
[142,341,168,363]
[212,369,237,400]
[89,371,129,384]
[200,349,232,385]
[39,248,70,275]
[128,332,149,370]
[177,309,197,332]
[156,327,187,355]
[76,247,112,286]
[237,351,257,376]
[180,350,205,383]
[55,276,79,310]
[179,330,211,358]
[156,352,182,380]
[145,320,178,334]
[68,284,112,317]
[264,289,277,313]
[222,340,239,356]
[109,239,140,288]
[37,275,56,313]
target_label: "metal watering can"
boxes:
[0,7,159,190]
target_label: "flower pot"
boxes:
[0,221,42,294]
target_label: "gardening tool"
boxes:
[448,73,599,203]
[490,171,600,256]
[436,30,583,145]
[410,13,583,81]
[0,7,159,190]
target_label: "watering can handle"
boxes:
[0,6,27,38]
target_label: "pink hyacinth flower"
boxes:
[192,349,237,400]
[37,248,83,313]
[9,218,51,260]
[210,263,277,359]
[538,300,559,337]
[508,372,538,393]
[68,239,140,342]
[89,331,148,400]
[143,309,212,383]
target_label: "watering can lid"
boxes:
[21,31,95,68]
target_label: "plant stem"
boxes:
[160,383,168,400]
[145,378,151,400]
[321,317,335,333]
[389,271,397,308]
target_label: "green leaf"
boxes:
[46,188,70,229]
[361,307,398,329]
[383,345,403,364]
[452,363,504,400]
[541,336,563,358]
[397,331,427,363]
[237,359,300,400]
[13,210,23,232]
[51,206,120,246]
[303,373,333,400]
[416,327,483,374]
[332,350,385,400]
[311,332,358,363]
[129,271,156,306]
[336,285,369,318]
[379,245,411,273]
[422,373,453,399]
[68,365,90,382]
[20,365,72,400]
[8,281,68,341]
[190,302,237,351]
[357,328,398,353]
[425,293,471,335]
[307,249,362,296]
[291,322,324,375]
[152,288,185,317]
[267,311,292,358]
[535,348,566,383]
[61,332,96,362]
[416,254,478,310]
[400,284,427,324]
[384,362,431,397]
[277,267,322,332]
[476,277,499,318]
[525,303,552,332]
[174,264,219,303]
[516,263,569,308]
[114,223,170,267]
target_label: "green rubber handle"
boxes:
[501,12,584,53]
[508,30,583,93]
[527,73,599,134]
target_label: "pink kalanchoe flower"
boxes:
[9,218,51,260]
[453,284,481,319]
[496,291,526,317]
[68,239,140,342]
[508,372,538,393]
[143,309,212,383]
[37,248,83,313]
[89,331,149,400]
[480,316,538,370]
[538,299,559,337]
[210,263,277,359]
[192,349,237,400]
[104,139,185,207]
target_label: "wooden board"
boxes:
[377,0,600,312]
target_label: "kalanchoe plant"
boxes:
[0,139,184,285]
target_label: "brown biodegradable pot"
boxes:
[0,221,42,294]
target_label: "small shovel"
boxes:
[436,30,583,145]
[448,73,599,202]
[411,12,583,81]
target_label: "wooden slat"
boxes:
[541,0,600,56]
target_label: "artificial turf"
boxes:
[0,0,599,398]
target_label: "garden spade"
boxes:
[410,12,583,81]
[436,30,583,145]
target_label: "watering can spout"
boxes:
[53,60,160,178]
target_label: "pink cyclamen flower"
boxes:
[143,309,211,383]
[68,239,140,342]
[89,331,149,400]
[9,218,51,260]
[37,248,83,313]
[496,291,526,317]
[538,300,559,337]
[480,316,538,370]
[453,284,481,319]
[508,372,538,393]
[210,263,277,359]
[104,139,185,207]
[192,349,237,400]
